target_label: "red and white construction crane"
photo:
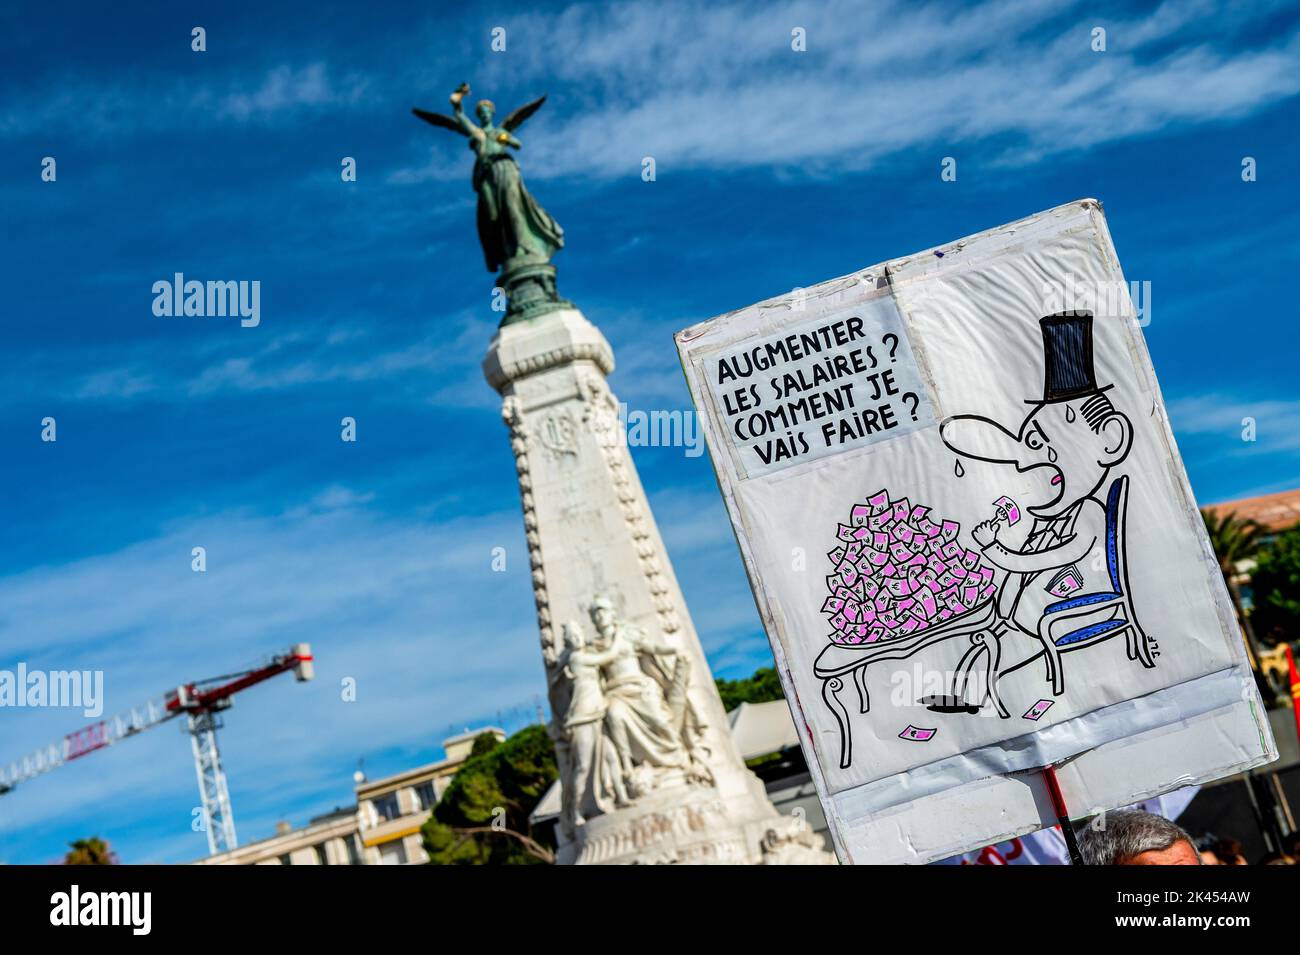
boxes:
[0,643,313,856]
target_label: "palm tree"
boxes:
[64,836,117,865]
[1202,508,1275,703]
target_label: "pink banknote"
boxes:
[899,725,937,742]
[1023,699,1054,721]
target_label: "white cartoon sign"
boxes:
[676,200,1276,863]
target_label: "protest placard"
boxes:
[676,200,1277,863]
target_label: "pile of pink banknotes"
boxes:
[822,489,998,646]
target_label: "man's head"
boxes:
[1078,810,1201,865]
[940,311,1133,518]
[940,393,1132,519]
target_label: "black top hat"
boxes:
[1030,311,1113,404]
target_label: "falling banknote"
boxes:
[899,725,937,742]
[1023,699,1054,721]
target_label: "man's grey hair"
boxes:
[1078,809,1200,865]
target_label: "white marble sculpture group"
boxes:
[553,598,712,832]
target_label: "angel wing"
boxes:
[411,108,468,136]
[501,94,547,132]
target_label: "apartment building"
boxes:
[196,727,505,865]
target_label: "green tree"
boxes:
[469,732,502,758]
[715,666,784,712]
[1249,524,1300,646]
[1203,508,1279,705]
[421,725,558,865]
[64,837,116,865]
[1202,509,1265,648]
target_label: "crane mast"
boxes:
[189,708,237,854]
[0,643,313,857]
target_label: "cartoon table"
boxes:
[813,599,1005,769]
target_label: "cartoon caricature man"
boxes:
[939,312,1133,644]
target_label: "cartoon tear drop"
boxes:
[954,459,965,478]
[1065,405,1076,423]
[1047,446,1058,463]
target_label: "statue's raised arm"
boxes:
[412,83,483,141]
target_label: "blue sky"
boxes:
[0,0,1297,863]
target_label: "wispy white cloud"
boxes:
[185,340,441,396]
[396,0,1300,181]
[1167,393,1300,435]
[74,367,156,400]
[1166,393,1300,456]
[24,306,489,406]
[8,1,1294,181]
[218,63,370,121]
[0,61,374,139]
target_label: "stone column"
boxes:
[484,307,831,864]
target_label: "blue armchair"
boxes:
[1035,475,1157,696]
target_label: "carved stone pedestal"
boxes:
[484,308,832,865]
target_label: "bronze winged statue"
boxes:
[413,84,565,277]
